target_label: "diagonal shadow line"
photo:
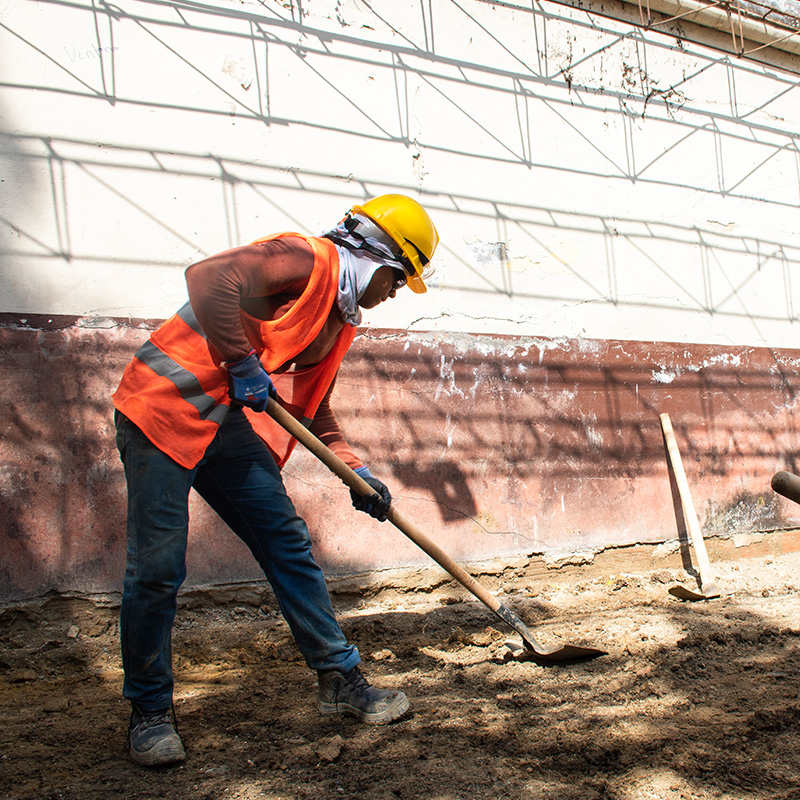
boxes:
[219,159,240,246]
[129,14,272,123]
[331,7,800,151]
[248,20,266,119]
[7,129,800,267]
[0,78,293,126]
[270,21,572,168]
[725,142,795,195]
[654,56,721,97]
[350,0,428,52]
[423,0,434,53]
[276,38,400,141]
[252,0,300,26]
[686,230,789,318]
[711,119,726,194]
[71,160,210,252]
[35,0,800,147]
[7,64,795,207]
[553,29,633,82]
[529,0,552,79]
[234,178,316,235]
[412,67,535,165]
[706,240,784,314]
[2,12,438,148]
[400,285,800,328]
[433,240,515,297]
[446,0,547,79]
[0,20,109,99]
[536,95,632,178]
[779,248,795,322]
[62,0,800,105]
[0,247,191,268]
[131,0,800,98]
[7,8,800,185]
[6,128,800,304]
[510,218,610,301]
[733,75,800,125]
[707,249,769,343]
[0,215,65,258]
[137,0,292,27]
[619,233,712,314]
[167,3,191,27]
[633,123,710,180]
[515,77,533,163]
[1,242,796,335]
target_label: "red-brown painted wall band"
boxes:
[1,314,799,602]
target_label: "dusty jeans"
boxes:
[115,407,359,712]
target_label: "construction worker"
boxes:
[112,194,439,767]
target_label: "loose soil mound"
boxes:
[3,553,800,800]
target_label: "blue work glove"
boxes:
[351,466,392,522]
[227,350,275,412]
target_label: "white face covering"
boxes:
[324,213,407,326]
[334,246,385,326]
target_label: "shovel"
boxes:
[659,413,721,601]
[266,398,606,666]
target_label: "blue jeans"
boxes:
[115,408,360,712]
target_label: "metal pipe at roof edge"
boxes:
[639,0,800,54]
[553,0,800,69]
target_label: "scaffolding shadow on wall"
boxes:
[1,130,798,333]
[1,0,800,325]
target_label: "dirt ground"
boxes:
[3,549,800,800]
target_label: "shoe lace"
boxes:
[342,667,372,697]
[131,704,179,733]
[140,710,167,726]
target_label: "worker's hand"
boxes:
[227,350,276,412]
[351,466,392,522]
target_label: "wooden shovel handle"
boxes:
[659,412,715,585]
[266,398,512,621]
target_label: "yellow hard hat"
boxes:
[349,194,439,294]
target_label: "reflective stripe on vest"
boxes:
[132,302,229,425]
[176,301,204,336]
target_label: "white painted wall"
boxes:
[2,0,800,348]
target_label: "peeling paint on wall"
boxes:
[3,316,800,601]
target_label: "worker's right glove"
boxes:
[227,350,276,412]
[351,466,392,522]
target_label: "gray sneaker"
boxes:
[317,666,409,724]
[128,704,186,767]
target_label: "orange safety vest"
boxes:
[113,233,356,469]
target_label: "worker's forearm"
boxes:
[309,398,362,470]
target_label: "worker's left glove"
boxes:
[351,466,392,522]
[227,349,276,412]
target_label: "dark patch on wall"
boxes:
[703,491,785,536]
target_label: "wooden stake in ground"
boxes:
[659,412,722,601]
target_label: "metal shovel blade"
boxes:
[492,600,606,665]
[504,639,608,665]
[669,582,721,602]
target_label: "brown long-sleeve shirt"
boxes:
[184,236,361,468]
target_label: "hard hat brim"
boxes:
[406,273,427,293]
